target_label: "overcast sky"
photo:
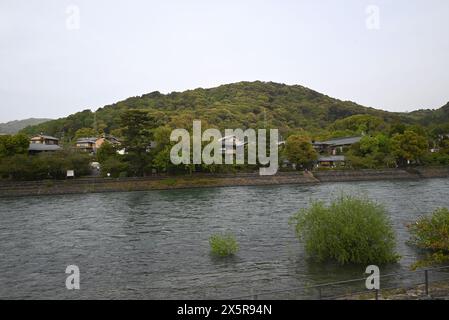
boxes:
[0,0,448,122]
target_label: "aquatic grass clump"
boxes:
[408,208,449,269]
[290,194,400,265]
[209,233,239,257]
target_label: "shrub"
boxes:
[408,208,449,269]
[100,157,129,178]
[0,151,91,180]
[209,233,239,257]
[290,194,400,265]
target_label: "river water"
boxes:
[0,178,448,299]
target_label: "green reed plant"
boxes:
[209,233,239,257]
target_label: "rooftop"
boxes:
[31,134,59,141]
[318,155,346,162]
[76,137,98,144]
[314,136,362,146]
[28,144,61,152]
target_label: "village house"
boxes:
[313,136,362,155]
[28,134,61,154]
[30,134,59,145]
[76,134,122,154]
[317,155,346,168]
[75,137,98,153]
[95,135,121,150]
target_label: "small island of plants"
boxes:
[290,194,400,265]
[209,233,239,257]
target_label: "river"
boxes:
[1,178,448,299]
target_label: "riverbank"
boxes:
[340,281,449,300]
[0,167,448,198]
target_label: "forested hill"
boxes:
[0,118,52,134]
[20,81,446,141]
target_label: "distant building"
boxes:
[317,155,346,168]
[95,135,121,150]
[75,137,98,153]
[76,135,122,154]
[30,134,59,145]
[29,134,61,154]
[313,136,362,155]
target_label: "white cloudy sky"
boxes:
[0,0,448,122]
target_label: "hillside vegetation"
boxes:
[0,118,52,134]
[1,81,447,180]
[21,81,423,141]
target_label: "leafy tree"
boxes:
[0,150,90,180]
[332,114,386,135]
[100,157,129,178]
[391,130,428,166]
[0,134,29,158]
[347,134,395,168]
[120,109,154,176]
[153,145,173,173]
[284,135,317,170]
[408,208,449,269]
[74,127,97,140]
[96,141,117,164]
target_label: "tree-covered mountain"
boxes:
[20,81,447,141]
[408,102,449,126]
[0,118,52,134]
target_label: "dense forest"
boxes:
[21,81,428,141]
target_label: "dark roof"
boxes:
[315,136,362,146]
[28,144,61,152]
[31,134,59,140]
[76,137,97,144]
[318,155,345,162]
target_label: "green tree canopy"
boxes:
[74,127,97,140]
[120,109,154,176]
[391,130,428,166]
[284,135,317,169]
[0,134,29,158]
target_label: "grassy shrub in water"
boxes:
[408,208,449,269]
[290,195,400,265]
[209,233,239,257]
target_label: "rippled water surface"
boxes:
[1,178,449,299]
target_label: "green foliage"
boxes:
[100,157,129,178]
[408,208,449,269]
[74,127,97,140]
[121,109,154,176]
[332,114,386,135]
[347,134,396,168]
[290,195,400,265]
[284,135,317,169]
[0,118,52,134]
[21,81,408,141]
[0,134,29,158]
[391,130,428,166]
[209,233,239,257]
[0,150,91,180]
[421,152,449,166]
[96,141,118,164]
[11,82,449,176]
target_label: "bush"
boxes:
[209,233,239,257]
[408,208,449,269]
[0,151,91,180]
[100,157,129,178]
[290,194,400,265]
